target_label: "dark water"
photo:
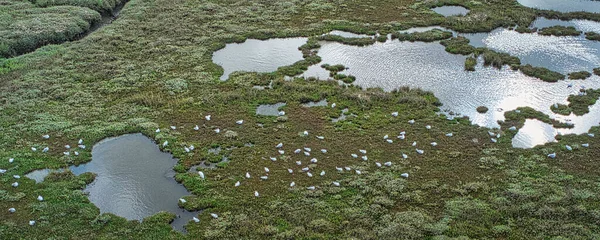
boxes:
[26,134,197,231]
[517,0,600,13]
[431,6,470,16]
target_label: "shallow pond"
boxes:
[25,134,197,231]
[431,6,470,16]
[213,19,600,148]
[302,99,329,107]
[256,102,286,116]
[512,119,558,148]
[213,38,307,80]
[517,0,600,13]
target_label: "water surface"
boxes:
[256,102,286,116]
[213,38,307,80]
[302,99,329,107]
[213,26,600,148]
[517,0,600,13]
[431,6,470,16]
[512,119,558,148]
[26,134,197,231]
[302,39,600,134]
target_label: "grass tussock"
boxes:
[464,57,476,71]
[393,29,453,42]
[585,32,600,41]
[537,26,581,37]
[316,34,376,46]
[519,64,565,82]
[568,71,592,80]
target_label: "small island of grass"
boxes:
[538,26,582,37]
[519,64,565,82]
[476,106,489,113]
[568,71,592,80]
[586,32,600,41]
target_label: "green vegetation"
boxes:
[464,57,476,71]
[566,89,600,115]
[316,34,375,46]
[503,107,574,129]
[0,0,100,58]
[321,64,356,83]
[2,0,600,239]
[537,26,582,36]
[585,31,600,41]
[481,49,520,70]
[568,71,592,80]
[476,106,488,113]
[321,64,346,72]
[393,29,453,42]
[518,64,565,82]
[550,103,572,116]
[33,0,126,14]
[333,73,357,84]
[595,67,600,76]
[440,37,477,55]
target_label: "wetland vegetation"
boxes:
[2,0,600,239]
[537,25,582,36]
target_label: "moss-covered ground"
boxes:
[2,0,600,239]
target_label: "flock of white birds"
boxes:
[4,103,595,226]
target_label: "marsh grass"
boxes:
[464,57,476,71]
[393,29,453,42]
[568,71,592,80]
[2,0,600,239]
[519,64,565,82]
[440,37,476,55]
[481,50,520,70]
[538,26,582,36]
[0,3,100,58]
[567,89,600,115]
[585,31,600,41]
[316,34,376,46]
[550,103,572,116]
[476,106,488,113]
